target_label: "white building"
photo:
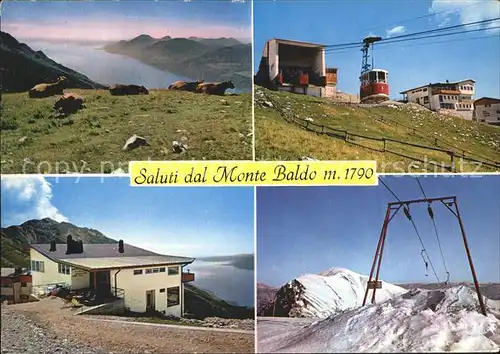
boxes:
[400,79,476,119]
[29,239,195,317]
[254,38,338,98]
[474,97,500,126]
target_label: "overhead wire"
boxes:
[323,17,500,52]
[323,34,498,55]
[416,177,450,284]
[358,2,483,33]
[380,177,441,284]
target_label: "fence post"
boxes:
[321,125,324,134]
[434,138,438,146]
[450,152,455,173]
[345,131,348,141]
[383,138,386,152]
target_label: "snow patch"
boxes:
[258,285,500,353]
[268,267,407,318]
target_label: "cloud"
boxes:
[386,25,406,37]
[430,0,500,33]
[1,176,68,225]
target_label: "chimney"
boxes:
[118,240,124,254]
[66,235,73,254]
[49,240,56,252]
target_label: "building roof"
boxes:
[475,97,500,105]
[271,38,326,48]
[30,243,194,270]
[400,79,476,94]
[58,256,195,271]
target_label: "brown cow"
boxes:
[168,80,204,92]
[28,76,68,98]
[196,81,235,95]
[54,93,84,116]
[109,84,149,96]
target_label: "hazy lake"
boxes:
[186,260,254,307]
[26,41,192,88]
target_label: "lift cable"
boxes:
[416,177,450,284]
[358,2,483,33]
[323,17,500,51]
[407,209,441,284]
[380,178,441,283]
[325,23,500,53]
[379,178,401,202]
[322,34,498,56]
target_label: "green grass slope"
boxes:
[255,87,500,173]
[1,89,252,173]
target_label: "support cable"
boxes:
[381,178,440,283]
[416,177,451,284]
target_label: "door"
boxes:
[146,290,155,312]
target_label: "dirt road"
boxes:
[1,299,254,353]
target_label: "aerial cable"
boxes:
[323,35,498,55]
[358,2,483,33]
[379,178,401,202]
[324,25,500,53]
[324,18,500,52]
[416,177,450,285]
[405,203,441,283]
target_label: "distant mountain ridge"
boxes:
[0,31,107,93]
[104,35,252,91]
[1,218,116,267]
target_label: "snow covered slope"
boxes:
[260,268,407,318]
[258,285,500,353]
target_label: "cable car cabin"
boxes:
[359,69,389,103]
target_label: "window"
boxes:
[423,88,427,92]
[153,268,159,273]
[440,103,445,109]
[167,286,180,307]
[145,269,152,274]
[21,282,27,287]
[31,260,45,272]
[439,95,443,102]
[423,96,429,104]
[134,270,143,275]
[58,263,70,275]
[159,267,166,273]
[485,104,491,107]
[168,266,179,275]
[159,288,165,293]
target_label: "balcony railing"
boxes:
[182,272,195,283]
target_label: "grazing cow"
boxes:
[168,80,204,92]
[196,81,235,95]
[28,76,68,98]
[109,84,149,96]
[54,93,84,116]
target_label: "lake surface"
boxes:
[26,41,192,88]
[186,260,254,307]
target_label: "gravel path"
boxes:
[1,299,254,353]
[1,306,105,354]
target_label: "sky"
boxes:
[257,175,500,286]
[0,0,251,41]
[0,176,254,258]
[254,0,500,99]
